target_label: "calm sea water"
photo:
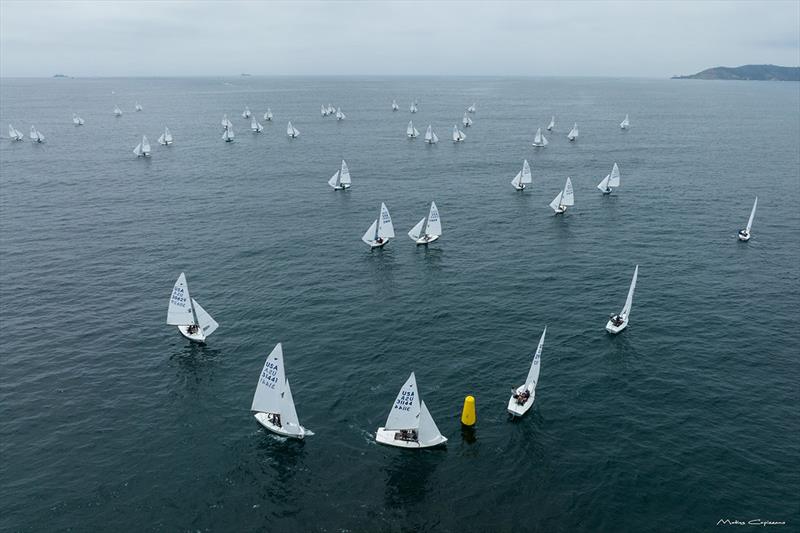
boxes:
[1,77,798,532]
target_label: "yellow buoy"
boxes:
[461,395,476,426]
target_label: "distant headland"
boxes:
[672,64,799,81]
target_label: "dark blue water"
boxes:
[1,77,799,532]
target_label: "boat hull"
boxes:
[177,325,206,344]
[364,239,390,249]
[331,184,351,191]
[602,189,612,195]
[375,427,447,449]
[554,206,567,215]
[512,184,526,191]
[605,317,629,334]
[415,235,440,245]
[253,412,310,439]
[532,142,546,147]
[507,390,535,417]
[738,231,750,242]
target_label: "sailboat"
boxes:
[251,343,314,439]
[361,202,395,248]
[221,114,229,128]
[166,272,219,343]
[507,327,546,417]
[264,108,273,121]
[424,125,438,144]
[606,265,639,334]
[597,163,621,195]
[222,125,234,142]
[287,121,300,138]
[376,372,447,449]
[134,102,143,112]
[72,113,84,126]
[452,125,466,142]
[133,135,151,157]
[327,104,335,115]
[7,124,23,141]
[328,159,352,190]
[251,117,264,132]
[114,105,123,117]
[336,107,346,120]
[410,102,418,113]
[321,104,329,117]
[407,121,419,138]
[462,112,473,127]
[467,103,476,113]
[511,159,533,191]
[242,106,251,119]
[549,177,575,214]
[29,126,45,143]
[567,123,579,141]
[408,202,442,245]
[392,99,399,111]
[738,197,758,242]
[620,114,630,130]
[546,116,555,131]
[531,128,549,147]
[158,127,173,145]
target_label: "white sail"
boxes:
[424,125,437,143]
[192,298,219,337]
[452,125,465,141]
[462,113,472,126]
[418,400,444,444]
[221,114,228,127]
[251,343,286,413]
[384,373,421,430]
[563,177,574,206]
[408,218,426,241]
[524,327,546,390]
[242,106,251,118]
[321,104,328,116]
[158,132,166,145]
[533,128,543,145]
[407,121,417,137]
[167,273,194,325]
[222,128,234,141]
[547,116,555,131]
[410,102,417,113]
[279,379,304,436]
[597,174,611,192]
[549,191,564,212]
[746,197,758,233]
[339,160,351,185]
[362,219,378,245]
[338,110,346,120]
[378,202,395,239]
[432,131,438,143]
[287,122,299,137]
[511,171,522,189]
[8,124,17,139]
[521,159,532,184]
[327,104,335,114]
[425,201,441,236]
[73,113,81,125]
[135,102,143,111]
[133,142,142,156]
[467,103,476,113]
[328,170,340,188]
[620,114,630,129]
[620,265,639,318]
[568,123,579,140]
[264,108,273,120]
[392,99,399,111]
[609,163,621,187]
[164,127,172,143]
[29,127,41,142]
[413,127,419,137]
[114,106,122,116]
[251,117,258,130]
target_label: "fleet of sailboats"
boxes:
[606,265,639,334]
[549,177,575,214]
[620,114,630,129]
[287,121,300,138]
[72,113,84,125]
[133,135,151,157]
[7,124,23,141]
[375,373,447,449]
[29,126,45,143]
[424,125,439,144]
[738,197,758,242]
[251,343,314,439]
[511,159,532,191]
[407,121,419,138]
[166,272,219,343]
[408,201,442,245]
[532,127,548,147]
[507,327,546,417]
[362,202,395,248]
[328,159,352,190]
[452,125,466,142]
[158,127,173,145]
[597,163,621,194]
[567,123,579,141]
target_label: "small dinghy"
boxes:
[362,202,395,248]
[29,126,45,143]
[133,135,151,157]
[567,123,579,141]
[251,117,263,132]
[511,159,532,191]
[328,159,352,190]
[392,99,399,111]
[336,107,346,120]
[738,197,758,242]
[222,125,234,142]
[606,265,638,334]
[531,127,548,147]
[8,125,23,141]
[134,102,143,112]
[549,177,574,214]
[375,372,447,449]
[158,127,173,145]
[462,112,473,128]
[546,116,555,131]
[242,106,251,119]
[407,121,420,138]
[166,272,219,343]
[424,125,438,144]
[251,343,314,439]
[452,125,466,142]
[597,163,621,195]
[264,108,273,121]
[408,201,442,245]
[114,105,123,117]
[620,114,630,130]
[467,103,476,113]
[287,121,300,138]
[321,104,329,117]
[72,113,84,126]
[507,327,546,417]
[410,102,418,113]
[327,104,335,115]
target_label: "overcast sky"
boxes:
[1,1,798,77]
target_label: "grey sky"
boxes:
[1,0,798,77]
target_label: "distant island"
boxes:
[672,64,799,81]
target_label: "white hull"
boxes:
[512,184,526,191]
[602,188,612,195]
[507,391,535,417]
[375,427,447,449]
[605,317,629,334]
[532,142,546,147]
[414,235,439,245]
[332,184,351,191]
[177,325,206,343]
[254,412,311,439]
[738,231,751,242]
[365,239,390,249]
[554,206,566,215]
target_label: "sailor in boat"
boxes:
[738,229,749,240]
[268,413,282,427]
[187,324,199,335]
[512,388,531,405]
[395,429,418,442]
[609,314,624,327]
[375,237,384,245]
